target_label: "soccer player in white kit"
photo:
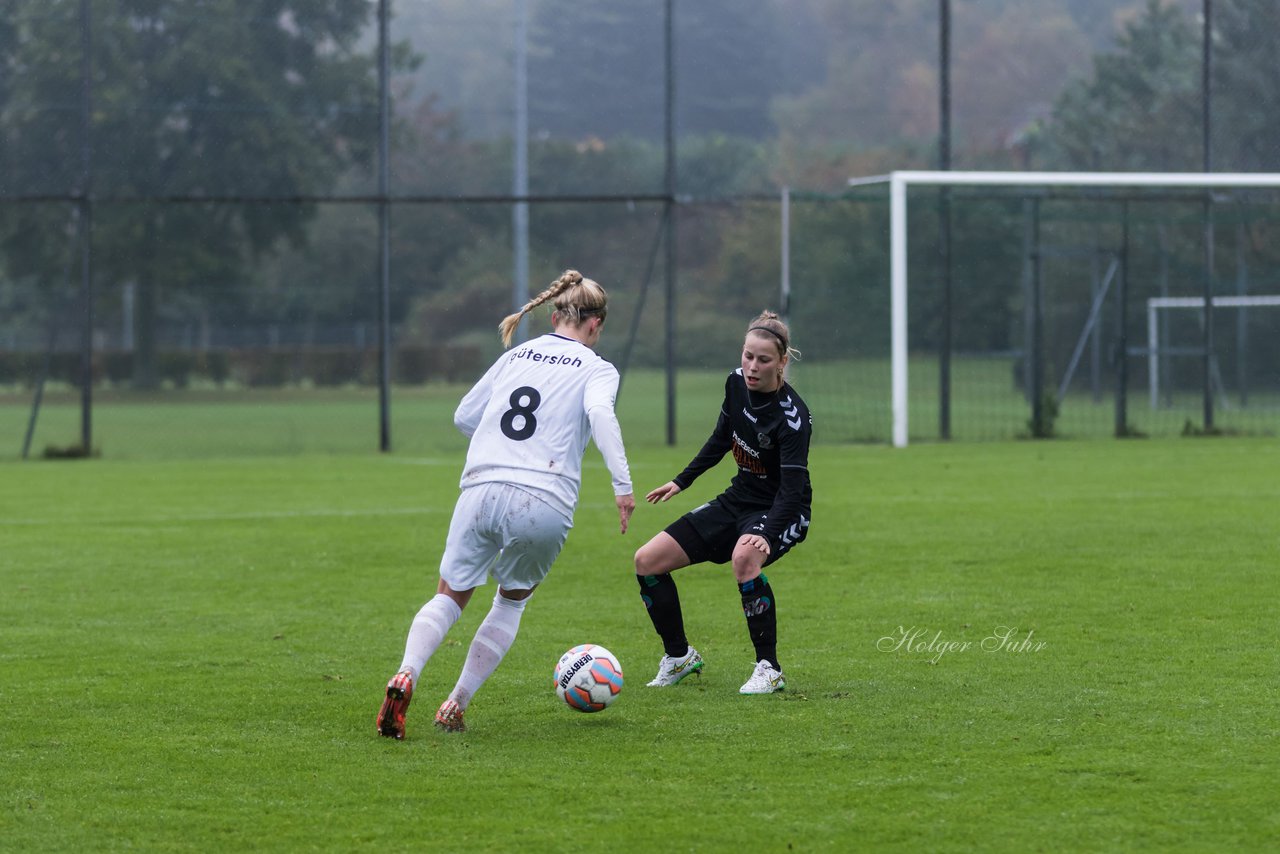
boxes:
[377,270,635,739]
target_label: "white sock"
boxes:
[398,593,463,686]
[447,592,530,710]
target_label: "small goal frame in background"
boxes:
[1147,295,1280,411]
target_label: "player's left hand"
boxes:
[616,493,636,534]
[738,534,771,556]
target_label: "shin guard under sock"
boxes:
[638,573,689,658]
[738,574,779,670]
[398,593,463,684]
[448,591,529,710]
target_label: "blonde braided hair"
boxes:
[499,270,609,347]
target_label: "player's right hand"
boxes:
[645,481,682,504]
[615,493,636,534]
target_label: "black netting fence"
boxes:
[3,1,1278,458]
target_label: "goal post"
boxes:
[848,170,1280,446]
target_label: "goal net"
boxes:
[846,170,1280,446]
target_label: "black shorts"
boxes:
[665,493,809,568]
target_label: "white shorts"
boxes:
[437,482,572,592]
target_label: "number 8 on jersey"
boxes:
[500,386,541,441]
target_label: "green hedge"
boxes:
[0,346,482,388]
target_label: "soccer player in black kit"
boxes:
[634,310,812,694]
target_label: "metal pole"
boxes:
[780,185,791,321]
[1089,243,1102,403]
[780,185,792,385]
[1147,299,1158,411]
[1020,199,1033,403]
[1030,198,1043,436]
[1201,0,1214,430]
[1202,201,1215,429]
[1158,224,1171,404]
[1235,221,1248,406]
[377,0,392,452]
[512,0,530,343]
[616,209,668,391]
[1116,200,1130,437]
[939,1,951,174]
[1202,0,1212,174]
[780,184,795,388]
[663,0,677,446]
[937,0,952,440]
[79,0,93,453]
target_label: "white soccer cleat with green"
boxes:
[646,647,704,687]
[739,659,785,694]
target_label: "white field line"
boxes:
[0,506,446,527]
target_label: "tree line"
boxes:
[1,0,1277,387]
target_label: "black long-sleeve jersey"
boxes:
[671,369,813,544]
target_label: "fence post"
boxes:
[376,0,391,452]
[1029,197,1044,436]
[78,0,94,453]
[1115,200,1130,437]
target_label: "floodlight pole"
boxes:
[663,0,677,446]
[1201,0,1215,431]
[512,0,530,344]
[78,0,94,454]
[937,0,952,440]
[376,0,392,452]
[1202,0,1212,172]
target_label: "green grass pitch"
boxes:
[2,432,1278,849]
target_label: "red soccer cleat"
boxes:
[376,671,414,740]
[434,699,466,733]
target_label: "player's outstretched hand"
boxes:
[616,493,636,534]
[738,533,771,556]
[645,481,682,504]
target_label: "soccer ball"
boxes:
[553,644,623,713]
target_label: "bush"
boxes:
[0,346,483,389]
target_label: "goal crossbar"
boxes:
[848,170,1280,446]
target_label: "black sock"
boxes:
[739,574,779,670]
[638,573,689,658]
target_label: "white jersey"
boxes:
[453,332,632,521]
